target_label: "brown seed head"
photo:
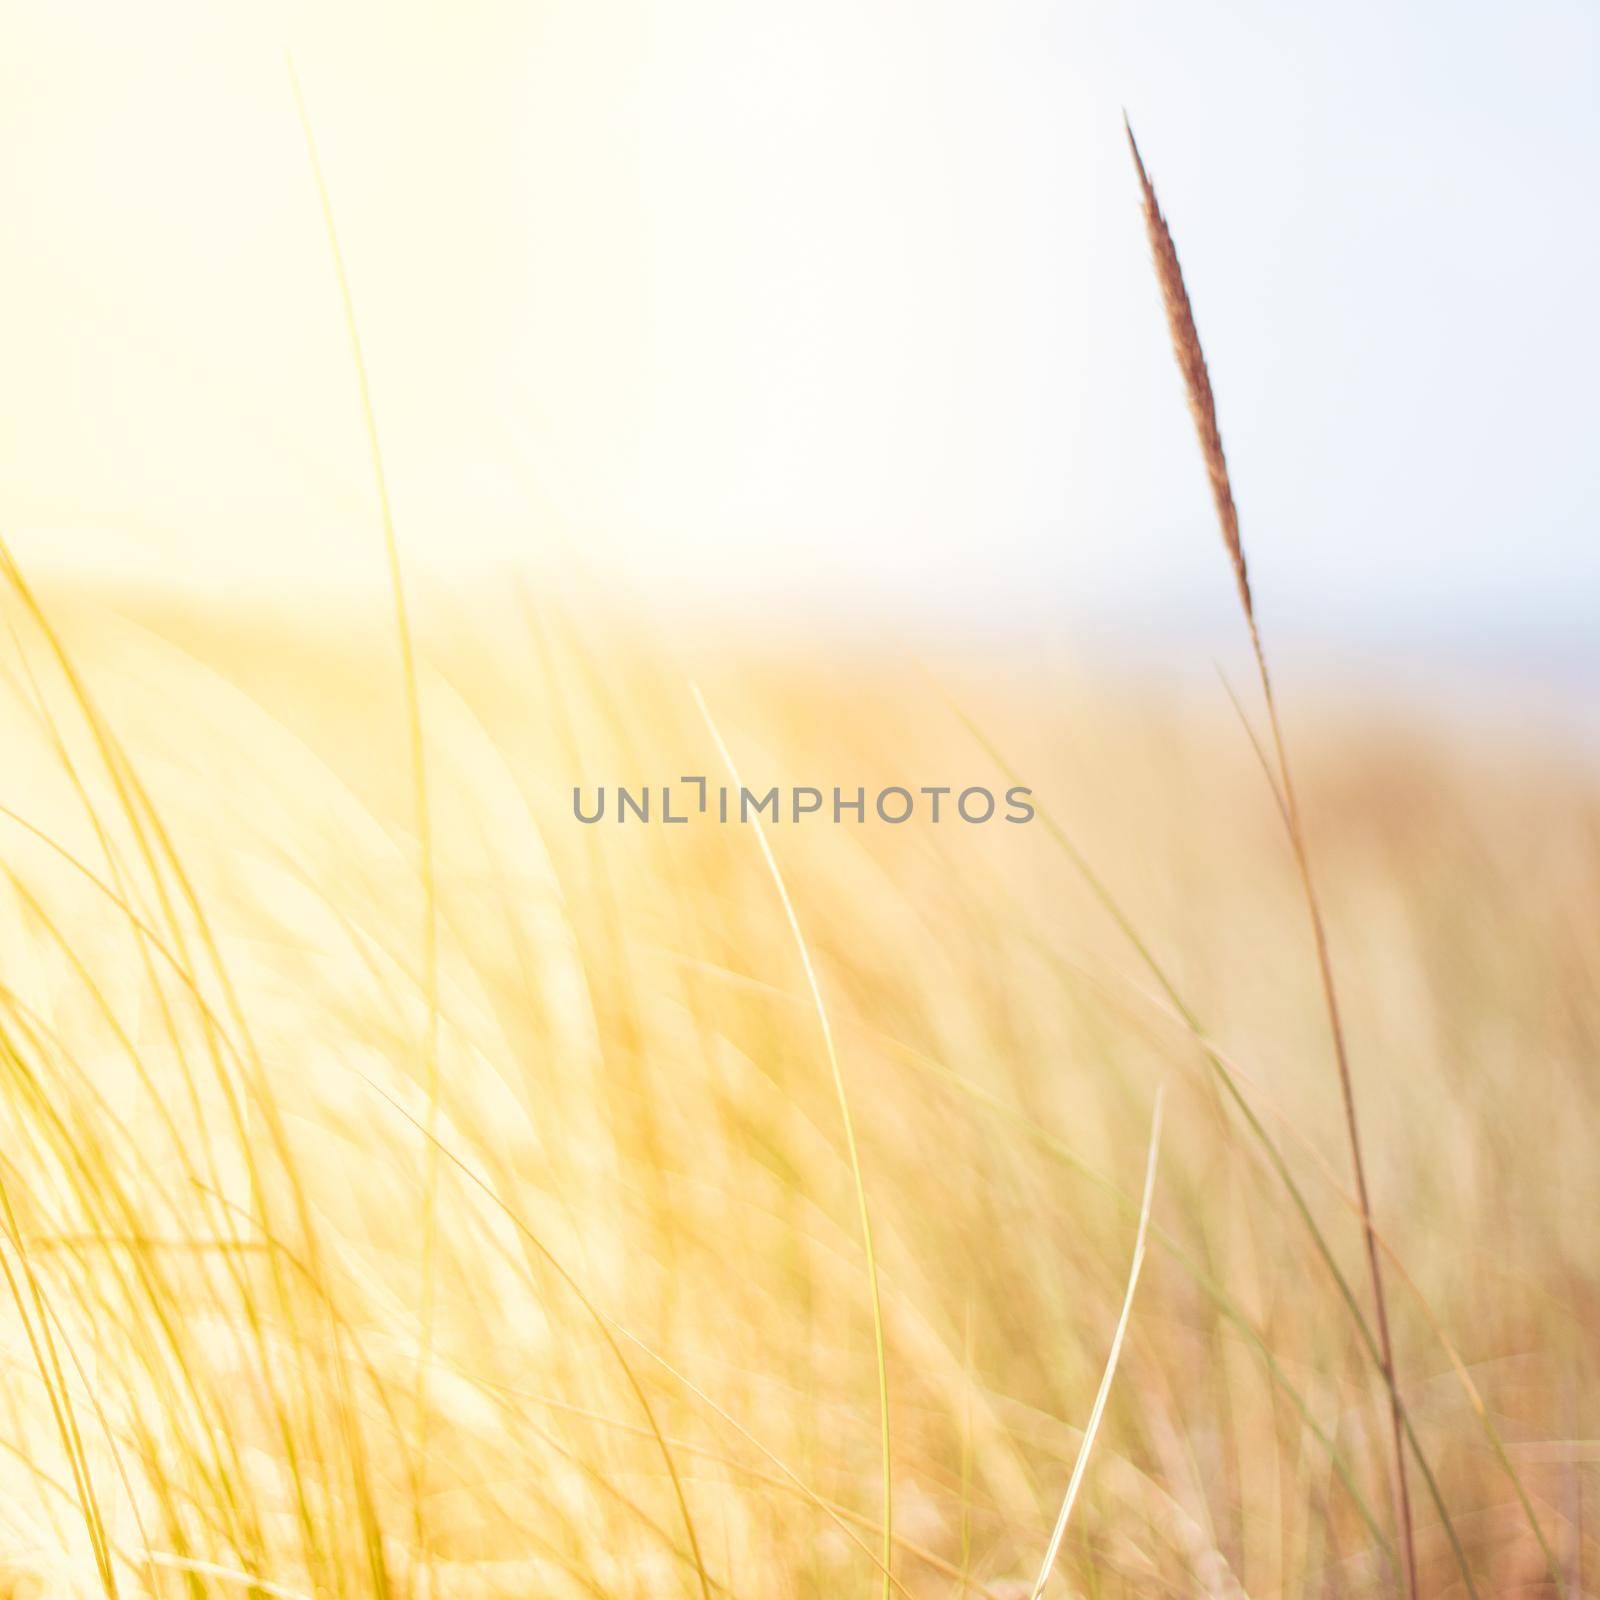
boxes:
[1123,115,1254,625]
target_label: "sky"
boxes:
[1,0,1595,664]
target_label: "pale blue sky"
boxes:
[2,0,1595,666]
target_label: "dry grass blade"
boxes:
[1124,115,1422,1600]
[1030,1087,1164,1599]
[288,56,444,1585]
[693,683,895,1600]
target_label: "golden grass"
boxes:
[0,568,1592,1598]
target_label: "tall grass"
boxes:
[0,569,1591,1598]
[1122,118,1418,1596]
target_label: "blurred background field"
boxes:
[0,580,1593,1596]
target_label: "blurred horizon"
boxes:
[35,565,1600,767]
